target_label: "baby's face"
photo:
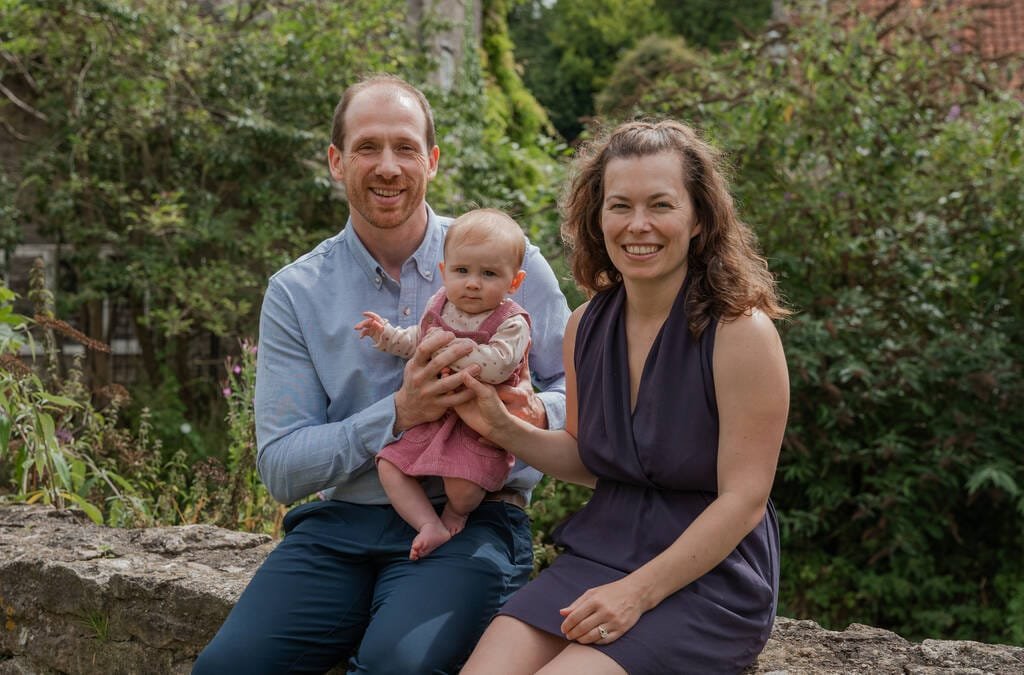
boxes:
[440,239,523,315]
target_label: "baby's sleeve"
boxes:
[372,323,420,359]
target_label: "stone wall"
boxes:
[1,505,1022,674]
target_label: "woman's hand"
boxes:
[452,370,516,442]
[494,351,548,429]
[558,578,649,645]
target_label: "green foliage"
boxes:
[526,476,591,573]
[215,338,286,534]
[510,0,772,140]
[76,609,110,642]
[596,34,704,120]
[0,173,21,254]
[480,0,556,143]
[509,0,671,140]
[0,275,284,532]
[654,0,773,51]
[2,0,423,409]
[0,280,117,523]
[606,3,1024,644]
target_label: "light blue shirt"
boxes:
[254,204,570,505]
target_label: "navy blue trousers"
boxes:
[193,499,533,674]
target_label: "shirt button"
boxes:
[403,307,411,316]
[375,276,381,284]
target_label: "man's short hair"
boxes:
[331,74,436,151]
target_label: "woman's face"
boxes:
[600,151,701,288]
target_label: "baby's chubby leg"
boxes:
[378,459,450,560]
[441,477,487,537]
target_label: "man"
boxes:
[193,74,569,674]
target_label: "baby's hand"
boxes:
[354,311,387,340]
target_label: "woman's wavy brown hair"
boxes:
[561,119,789,337]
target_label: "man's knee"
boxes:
[352,621,477,675]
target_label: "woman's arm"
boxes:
[455,304,595,486]
[559,309,789,643]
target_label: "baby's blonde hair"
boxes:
[443,208,526,268]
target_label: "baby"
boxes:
[355,208,531,560]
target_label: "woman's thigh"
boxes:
[461,616,569,675]
[536,642,627,675]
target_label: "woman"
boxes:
[455,119,790,674]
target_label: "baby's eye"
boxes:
[483,270,497,277]
[454,266,469,274]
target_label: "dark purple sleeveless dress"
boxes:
[499,283,780,674]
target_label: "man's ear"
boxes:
[327,144,345,183]
[427,145,440,180]
[509,270,527,292]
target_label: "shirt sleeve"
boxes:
[254,278,403,504]
[372,322,420,359]
[448,315,530,384]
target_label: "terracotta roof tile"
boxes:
[853,0,1024,56]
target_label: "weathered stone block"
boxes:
[2,504,1023,674]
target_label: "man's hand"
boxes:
[393,328,478,434]
[496,351,547,429]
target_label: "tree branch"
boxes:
[0,79,48,122]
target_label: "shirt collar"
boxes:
[409,203,443,283]
[342,203,442,288]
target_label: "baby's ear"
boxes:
[509,270,527,292]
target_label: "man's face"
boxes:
[328,85,439,232]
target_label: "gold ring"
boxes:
[598,625,609,639]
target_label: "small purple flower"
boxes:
[950,42,962,54]
[233,365,242,374]
[55,428,74,445]
[945,104,961,122]
[222,387,232,398]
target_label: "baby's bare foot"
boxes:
[441,505,469,537]
[410,522,451,560]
